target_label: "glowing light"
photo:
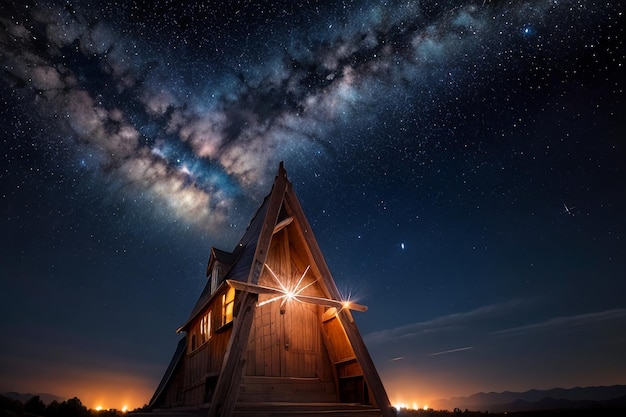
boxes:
[95,405,102,411]
[121,405,128,412]
[261,263,315,308]
[243,264,367,312]
[393,401,423,411]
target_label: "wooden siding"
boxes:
[158,359,186,408]
[243,222,337,401]
[180,285,234,406]
[238,376,336,403]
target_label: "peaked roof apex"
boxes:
[206,247,239,276]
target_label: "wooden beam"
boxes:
[226,280,368,312]
[226,279,284,296]
[337,308,394,417]
[206,291,258,417]
[280,180,393,416]
[295,294,368,313]
[283,225,291,281]
[273,216,293,234]
[207,163,289,417]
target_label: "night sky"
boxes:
[1,0,625,411]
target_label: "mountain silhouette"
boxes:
[2,392,66,405]
[430,385,626,412]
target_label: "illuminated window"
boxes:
[189,311,212,353]
[200,311,212,343]
[222,286,235,326]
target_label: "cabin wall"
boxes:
[181,286,234,406]
[322,313,370,404]
[153,172,390,413]
[152,360,186,409]
[242,225,336,402]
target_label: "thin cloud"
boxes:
[491,308,626,336]
[364,298,529,345]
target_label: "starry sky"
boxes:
[1,0,625,411]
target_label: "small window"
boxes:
[222,286,235,326]
[200,311,212,343]
[189,311,212,353]
[210,265,221,294]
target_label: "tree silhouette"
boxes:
[56,397,89,417]
[45,400,60,417]
[24,396,46,415]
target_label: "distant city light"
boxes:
[393,401,425,411]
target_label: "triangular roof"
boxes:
[148,336,186,408]
[206,247,239,276]
[178,183,274,332]
[207,162,392,417]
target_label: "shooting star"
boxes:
[562,203,576,216]
[429,346,474,356]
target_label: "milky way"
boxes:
[1,0,625,408]
[3,0,618,233]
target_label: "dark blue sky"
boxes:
[1,0,625,410]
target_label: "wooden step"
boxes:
[138,402,383,417]
[239,376,337,403]
[233,402,383,416]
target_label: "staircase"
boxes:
[233,402,383,416]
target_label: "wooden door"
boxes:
[247,224,322,377]
[248,295,321,378]
[282,300,320,377]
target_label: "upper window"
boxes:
[189,310,212,353]
[200,311,212,343]
[210,265,221,294]
[222,286,235,326]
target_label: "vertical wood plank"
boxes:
[207,292,257,417]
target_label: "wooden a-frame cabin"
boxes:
[148,163,393,417]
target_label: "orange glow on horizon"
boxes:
[11,368,156,411]
[392,402,429,411]
[83,392,144,412]
[384,373,482,412]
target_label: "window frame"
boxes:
[221,286,235,327]
[189,310,212,354]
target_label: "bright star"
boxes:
[521,24,535,37]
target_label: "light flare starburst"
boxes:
[226,263,368,312]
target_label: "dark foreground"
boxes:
[397,408,626,417]
[2,394,625,417]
